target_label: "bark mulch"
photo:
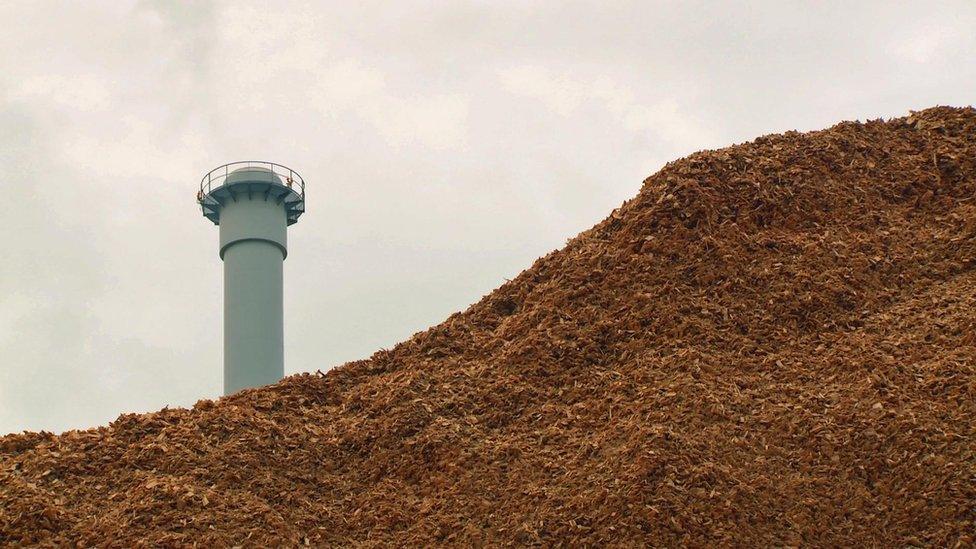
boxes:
[2,106,974,547]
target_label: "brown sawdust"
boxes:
[2,106,975,547]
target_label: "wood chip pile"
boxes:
[2,106,975,547]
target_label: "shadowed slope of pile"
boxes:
[2,106,975,547]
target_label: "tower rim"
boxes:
[197,161,306,226]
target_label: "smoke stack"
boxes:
[198,162,305,395]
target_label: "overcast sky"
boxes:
[1,1,973,435]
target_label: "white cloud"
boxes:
[308,60,470,151]
[498,65,584,116]
[498,65,713,150]
[891,23,963,63]
[8,74,112,111]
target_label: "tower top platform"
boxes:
[198,161,306,226]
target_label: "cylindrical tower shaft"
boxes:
[221,223,285,394]
[199,164,306,396]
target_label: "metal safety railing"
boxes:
[199,161,306,202]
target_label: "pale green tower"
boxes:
[198,162,305,395]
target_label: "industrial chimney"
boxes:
[198,162,306,395]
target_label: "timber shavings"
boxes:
[2,106,975,547]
